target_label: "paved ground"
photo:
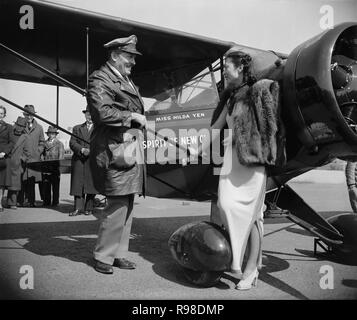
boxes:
[0,172,356,300]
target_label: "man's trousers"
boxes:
[93,194,134,265]
[42,173,60,205]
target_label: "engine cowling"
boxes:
[283,22,357,153]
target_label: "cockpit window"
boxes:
[145,64,221,115]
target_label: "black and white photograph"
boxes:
[0,0,356,307]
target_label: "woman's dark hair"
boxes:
[225,51,256,86]
[211,51,257,123]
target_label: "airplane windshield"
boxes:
[145,65,220,115]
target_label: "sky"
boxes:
[1,0,356,142]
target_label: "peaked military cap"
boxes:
[103,35,142,55]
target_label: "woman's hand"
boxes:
[181,146,196,167]
[181,146,209,166]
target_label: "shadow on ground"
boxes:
[0,212,342,299]
[128,216,309,299]
[0,219,99,266]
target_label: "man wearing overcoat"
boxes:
[69,109,97,216]
[6,116,27,209]
[20,105,45,207]
[87,35,147,274]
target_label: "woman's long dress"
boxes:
[217,112,266,274]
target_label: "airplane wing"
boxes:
[0,0,235,97]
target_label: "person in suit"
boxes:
[42,126,65,207]
[19,105,45,207]
[69,108,97,216]
[6,116,27,209]
[0,106,15,211]
[87,35,147,274]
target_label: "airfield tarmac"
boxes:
[0,170,356,300]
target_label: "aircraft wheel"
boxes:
[327,213,357,264]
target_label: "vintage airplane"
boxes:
[0,0,357,274]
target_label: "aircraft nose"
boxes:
[283,22,357,146]
[331,28,357,131]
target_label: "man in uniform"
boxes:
[87,35,147,274]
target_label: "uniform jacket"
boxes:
[69,122,97,196]
[345,161,357,188]
[87,62,146,196]
[22,119,45,182]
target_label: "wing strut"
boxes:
[273,184,343,245]
[148,174,193,198]
[56,35,60,126]
[86,27,90,90]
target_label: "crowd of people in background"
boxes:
[0,104,98,215]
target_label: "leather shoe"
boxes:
[83,210,93,216]
[94,260,113,274]
[69,209,81,216]
[113,258,136,270]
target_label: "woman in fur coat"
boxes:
[196,50,281,290]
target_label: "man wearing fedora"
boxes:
[20,105,45,207]
[87,35,147,274]
[42,125,65,207]
[69,108,97,216]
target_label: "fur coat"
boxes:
[230,79,286,167]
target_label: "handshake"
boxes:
[181,146,209,166]
[81,148,90,157]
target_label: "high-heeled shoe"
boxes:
[235,268,258,290]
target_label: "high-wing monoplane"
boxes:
[1,0,357,263]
